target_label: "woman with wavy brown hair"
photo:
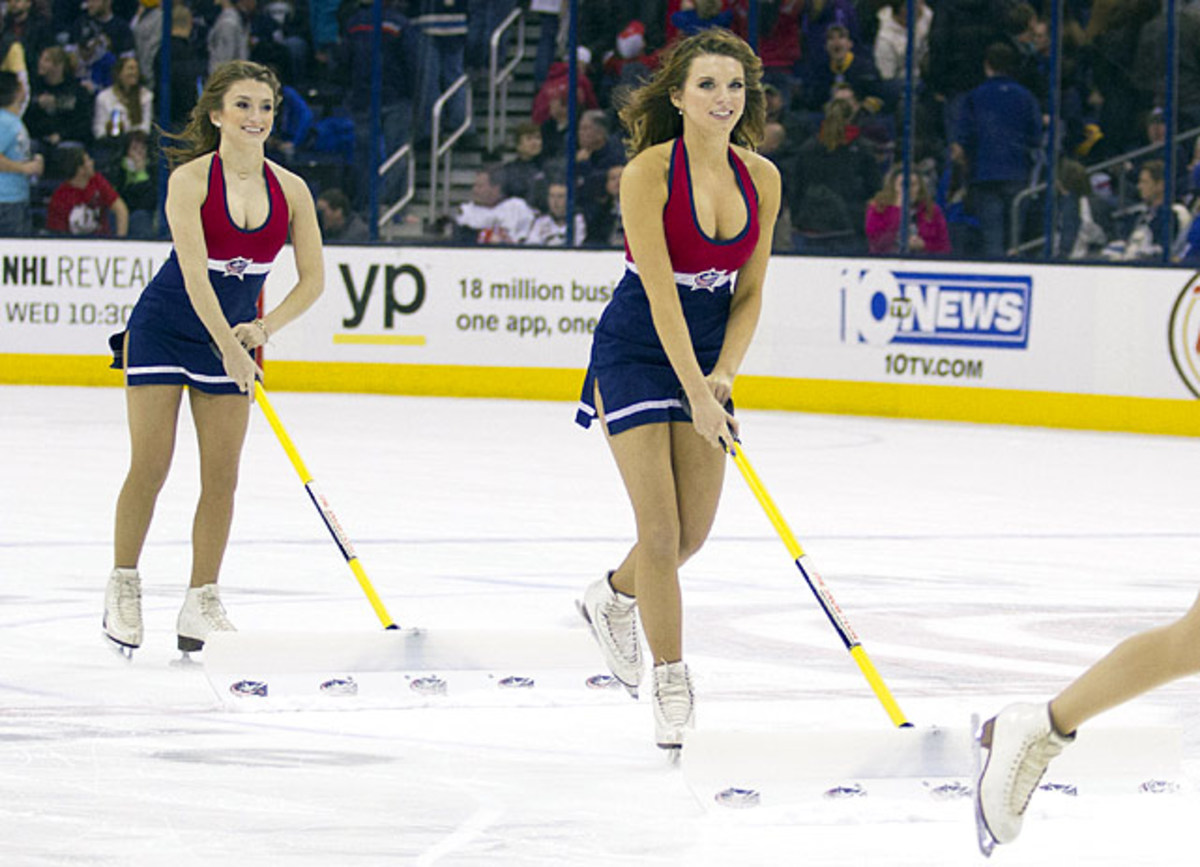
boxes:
[103,61,324,659]
[575,29,781,750]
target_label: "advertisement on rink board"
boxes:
[1,237,1199,410]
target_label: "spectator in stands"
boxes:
[45,145,129,236]
[109,128,155,237]
[577,0,665,73]
[732,0,804,113]
[93,56,152,142]
[950,42,1040,259]
[530,0,562,87]
[250,0,310,86]
[153,2,203,132]
[598,19,657,109]
[799,0,861,89]
[130,0,160,87]
[531,51,598,126]
[452,163,536,244]
[317,187,370,242]
[671,0,731,37]
[791,97,879,253]
[927,0,1008,151]
[0,71,42,236]
[25,45,93,157]
[71,0,136,90]
[412,0,468,142]
[873,0,931,92]
[1102,159,1183,262]
[526,176,585,246]
[6,0,55,77]
[1054,157,1112,260]
[497,120,546,203]
[1134,0,1200,132]
[576,109,625,190]
[538,78,571,162]
[803,23,883,113]
[865,165,950,255]
[208,0,253,76]
[264,72,314,165]
[466,0,516,72]
[341,0,419,209]
[580,161,623,248]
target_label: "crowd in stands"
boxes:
[0,0,1198,262]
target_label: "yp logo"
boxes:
[842,268,1032,349]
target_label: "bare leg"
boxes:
[1050,591,1200,734]
[600,393,726,665]
[114,383,184,568]
[187,389,251,589]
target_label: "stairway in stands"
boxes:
[381,18,541,242]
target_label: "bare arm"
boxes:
[231,163,325,350]
[166,156,259,393]
[622,146,730,448]
[710,151,782,401]
[111,195,129,237]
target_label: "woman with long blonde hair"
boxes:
[575,29,781,749]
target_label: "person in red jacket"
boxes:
[865,166,950,255]
[45,145,129,236]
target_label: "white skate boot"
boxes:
[652,660,694,751]
[975,702,1074,854]
[103,567,143,658]
[176,584,236,653]
[578,573,642,698]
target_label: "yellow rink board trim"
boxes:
[3,354,1198,437]
[332,334,427,346]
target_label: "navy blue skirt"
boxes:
[576,268,732,435]
[110,268,259,396]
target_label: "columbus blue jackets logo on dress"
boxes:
[692,269,728,292]
[224,257,252,279]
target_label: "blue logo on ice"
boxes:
[841,268,1032,349]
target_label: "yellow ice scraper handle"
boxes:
[726,437,910,728]
[254,382,398,630]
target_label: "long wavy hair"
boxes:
[618,28,765,157]
[161,60,282,170]
[112,57,146,130]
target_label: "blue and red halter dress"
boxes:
[110,153,290,394]
[576,137,760,435]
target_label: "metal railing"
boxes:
[377,142,415,228]
[487,8,525,154]
[428,74,474,223]
[1010,125,1200,256]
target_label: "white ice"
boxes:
[2,384,1199,866]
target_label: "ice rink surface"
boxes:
[2,384,1199,866]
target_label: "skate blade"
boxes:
[103,632,136,661]
[170,651,202,669]
[974,793,997,857]
[972,712,996,857]
[576,600,640,700]
[659,744,682,765]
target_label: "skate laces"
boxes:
[197,586,234,630]
[1009,730,1068,814]
[600,595,640,665]
[655,664,693,724]
[113,573,141,622]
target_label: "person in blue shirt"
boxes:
[950,41,1041,259]
[0,71,43,236]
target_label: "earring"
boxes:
[213,121,221,128]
